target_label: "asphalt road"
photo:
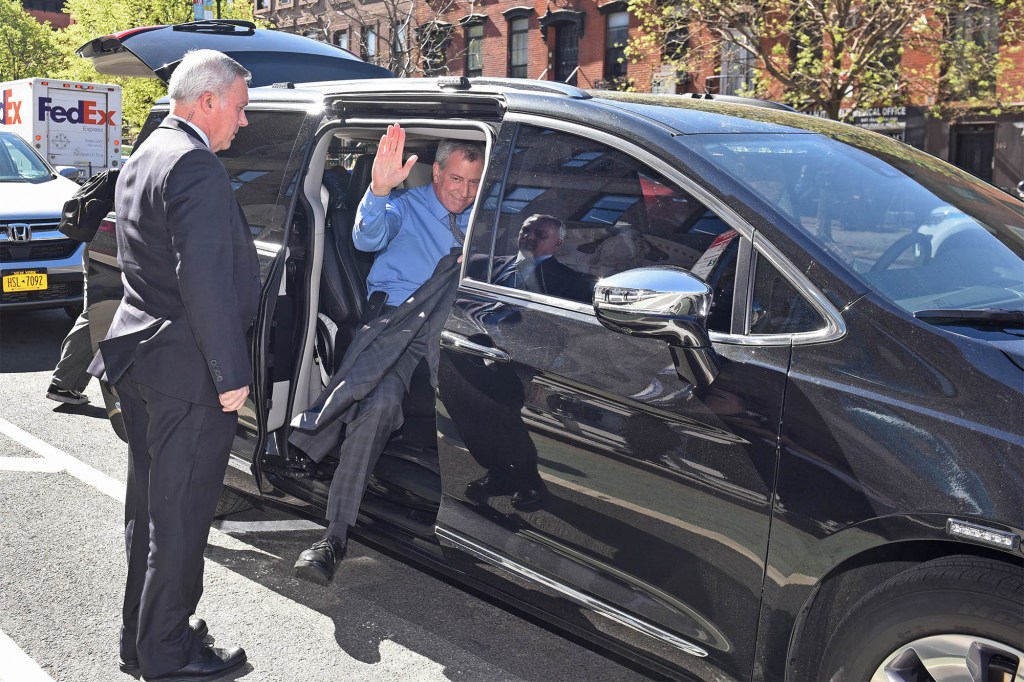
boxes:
[0,307,655,682]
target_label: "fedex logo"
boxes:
[38,97,116,126]
[1,89,22,125]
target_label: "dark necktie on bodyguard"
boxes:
[448,212,464,246]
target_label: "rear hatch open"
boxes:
[77,20,392,87]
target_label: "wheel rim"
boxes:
[871,634,1024,682]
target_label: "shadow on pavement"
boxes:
[51,401,109,419]
[203,528,656,682]
[0,309,72,373]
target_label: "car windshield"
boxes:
[687,133,1024,315]
[0,132,53,183]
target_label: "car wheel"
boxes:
[820,555,1024,682]
[214,487,254,518]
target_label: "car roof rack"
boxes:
[683,91,795,112]
[172,20,256,35]
[456,77,591,99]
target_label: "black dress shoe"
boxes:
[142,645,245,682]
[464,472,514,502]
[294,537,346,585]
[510,482,545,512]
[120,617,211,673]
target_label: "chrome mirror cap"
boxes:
[594,266,715,349]
[593,266,719,386]
[594,266,712,318]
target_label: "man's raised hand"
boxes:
[370,123,419,197]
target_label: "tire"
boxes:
[214,487,254,519]
[820,555,1024,682]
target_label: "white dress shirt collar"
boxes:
[165,114,211,149]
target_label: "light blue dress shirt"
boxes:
[353,184,469,305]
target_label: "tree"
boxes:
[626,0,1024,120]
[0,0,66,81]
[54,0,259,132]
[269,0,460,77]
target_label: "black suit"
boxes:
[88,118,260,677]
[493,254,596,304]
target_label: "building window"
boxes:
[508,17,529,78]
[947,6,999,99]
[666,27,689,61]
[719,31,755,96]
[419,22,452,76]
[361,26,378,62]
[604,11,628,82]
[254,0,269,11]
[333,29,349,51]
[278,0,292,6]
[465,23,484,77]
[395,25,408,65]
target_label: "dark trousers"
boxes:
[116,369,237,677]
[325,299,413,527]
[325,369,408,526]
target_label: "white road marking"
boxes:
[0,419,125,503]
[0,457,63,472]
[213,519,322,534]
[0,629,56,682]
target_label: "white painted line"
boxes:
[0,457,64,472]
[0,418,126,503]
[213,519,323,534]
[0,629,56,682]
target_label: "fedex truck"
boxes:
[0,78,122,178]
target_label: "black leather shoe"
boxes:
[142,645,245,681]
[120,617,210,673]
[464,473,513,502]
[511,483,545,512]
[294,538,346,585]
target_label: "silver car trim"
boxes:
[440,330,511,363]
[434,525,711,659]
[748,232,846,345]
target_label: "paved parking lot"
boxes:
[0,308,656,682]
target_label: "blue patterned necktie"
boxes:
[448,212,464,246]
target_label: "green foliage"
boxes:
[0,0,66,81]
[626,0,1024,120]
[53,0,258,132]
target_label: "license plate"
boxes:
[2,269,48,293]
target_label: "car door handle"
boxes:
[440,330,511,363]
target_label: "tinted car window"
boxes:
[215,110,308,243]
[688,134,1024,315]
[750,252,825,334]
[488,123,740,331]
[133,109,307,244]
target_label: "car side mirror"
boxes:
[57,166,83,183]
[593,266,720,387]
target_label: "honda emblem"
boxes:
[6,224,31,242]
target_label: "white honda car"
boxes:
[0,129,84,316]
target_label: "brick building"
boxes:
[259,0,1021,193]
[20,0,70,28]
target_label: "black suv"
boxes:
[80,21,1024,682]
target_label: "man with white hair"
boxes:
[88,49,257,681]
[493,213,595,303]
